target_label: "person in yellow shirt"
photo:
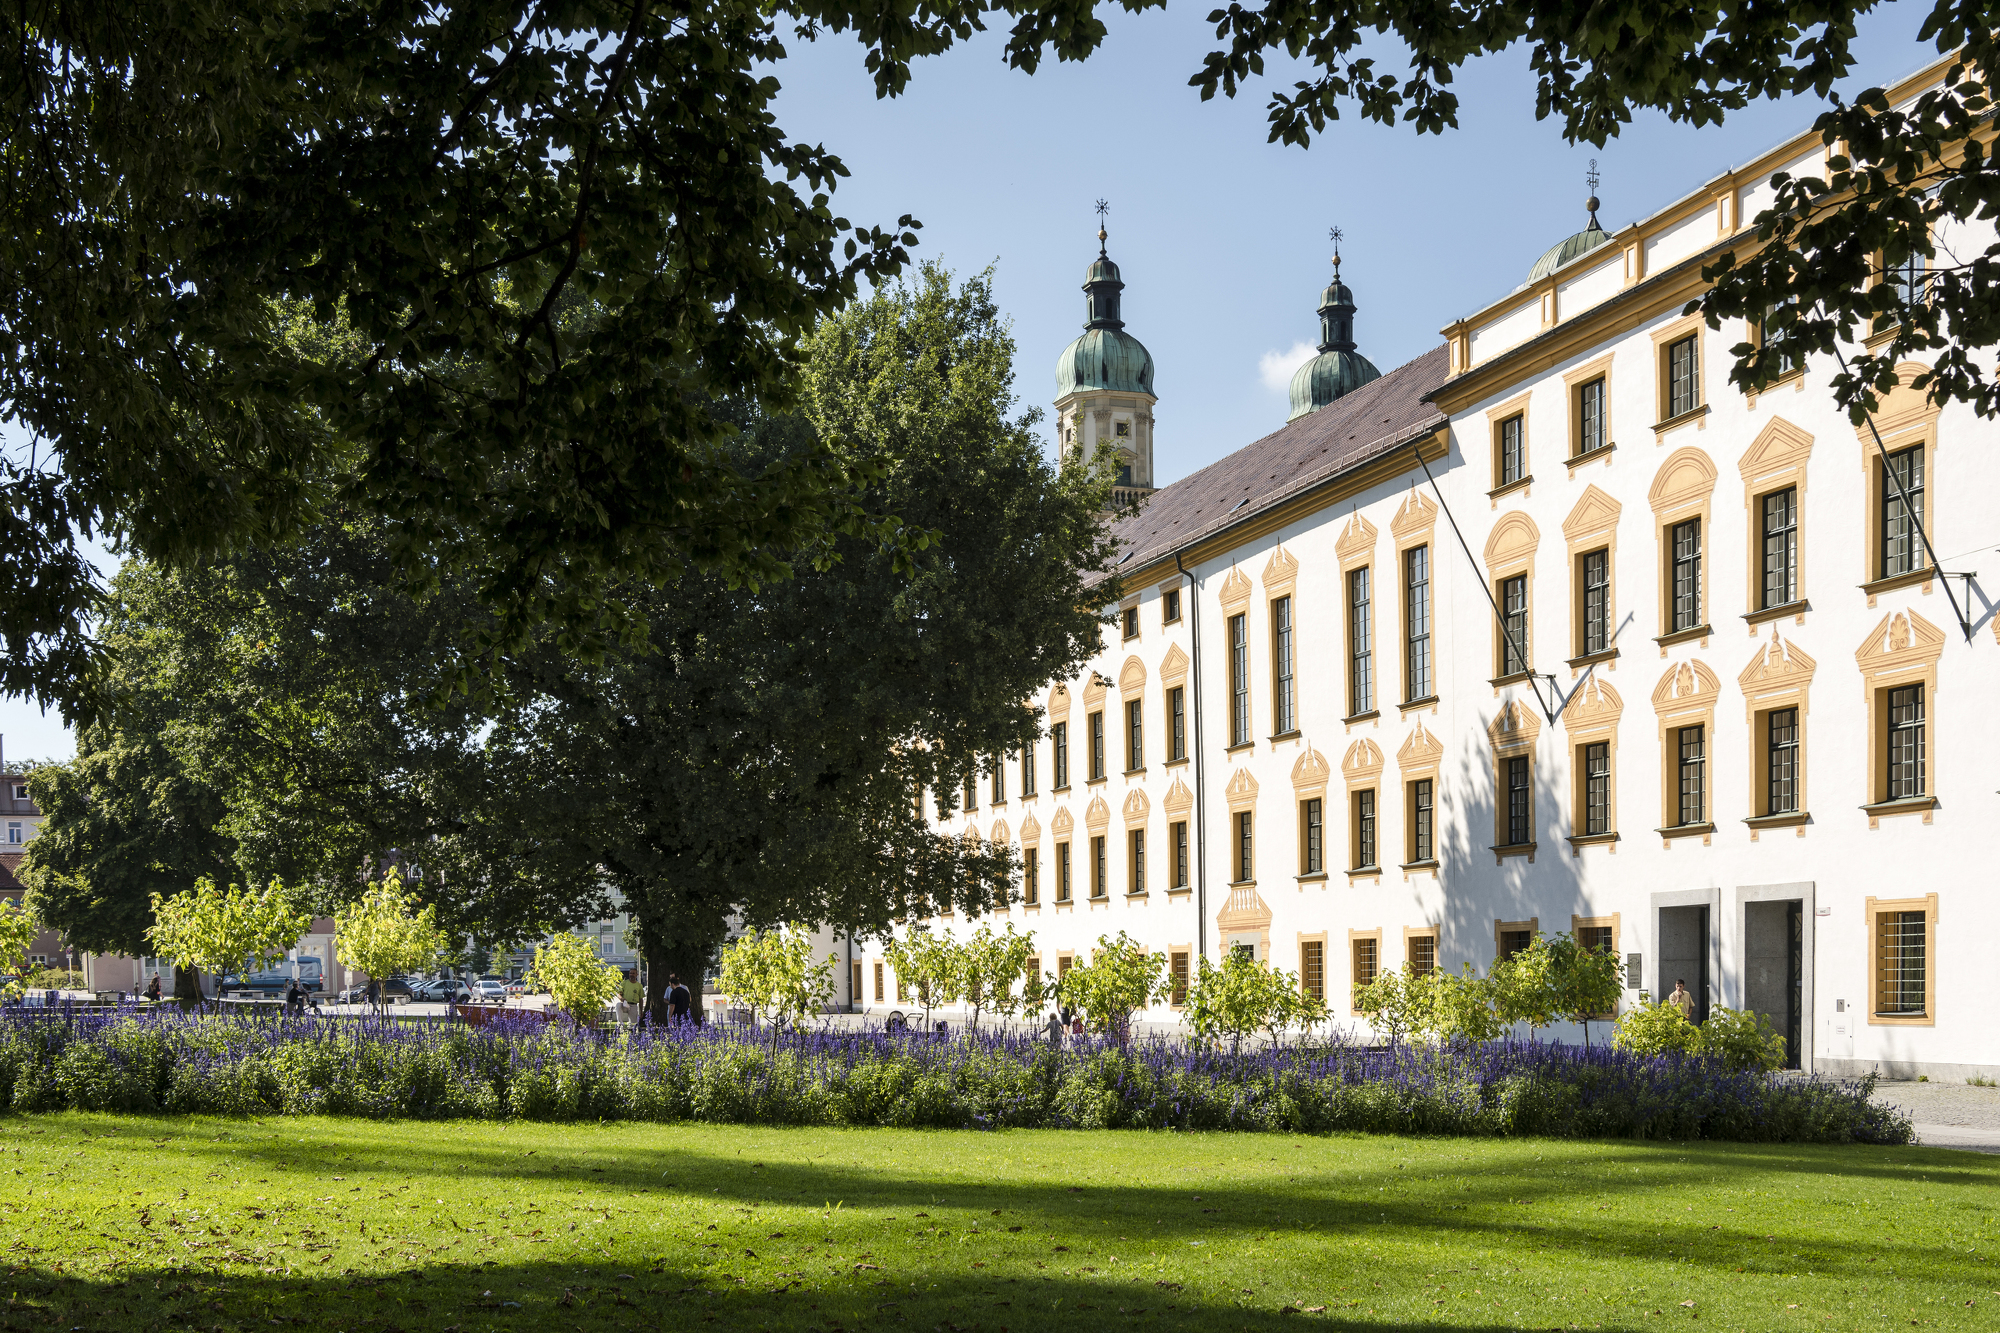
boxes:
[1668,978,1696,1022]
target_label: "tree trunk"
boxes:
[173,963,203,1011]
[643,932,717,1026]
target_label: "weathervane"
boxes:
[1329,224,1344,274]
[1586,159,1601,226]
[1095,198,1110,254]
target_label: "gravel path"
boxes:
[1870,1079,2000,1153]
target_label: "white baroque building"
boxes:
[862,55,1996,1081]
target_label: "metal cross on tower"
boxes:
[1329,225,1343,273]
[1095,198,1109,253]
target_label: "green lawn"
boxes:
[0,1115,1992,1332]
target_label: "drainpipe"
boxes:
[1175,552,1209,963]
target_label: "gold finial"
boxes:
[1095,198,1110,253]
[1329,225,1344,276]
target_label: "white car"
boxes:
[467,979,507,1001]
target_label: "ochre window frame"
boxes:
[1340,740,1385,881]
[1864,893,1938,1027]
[1563,352,1616,467]
[1402,924,1440,976]
[1561,677,1623,853]
[1390,490,1442,713]
[1651,660,1720,841]
[1737,417,1814,623]
[1855,363,1942,602]
[1291,745,1331,882]
[1738,636,1816,835]
[1483,389,1534,497]
[1265,545,1302,737]
[1333,512,1378,725]
[1650,313,1709,435]
[1493,916,1539,966]
[1298,933,1328,1006]
[1482,511,1541,684]
[1396,721,1443,872]
[1856,609,1944,823]
[1561,484,1622,667]
[1347,928,1383,1015]
[1647,446,1719,644]
[1220,566,1254,750]
[1485,700,1541,862]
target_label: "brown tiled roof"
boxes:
[1103,344,1449,576]
[0,852,23,892]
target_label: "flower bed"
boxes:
[0,1005,1910,1143]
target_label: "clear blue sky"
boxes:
[0,3,1943,764]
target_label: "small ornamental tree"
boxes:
[1410,964,1506,1046]
[1699,1006,1789,1070]
[0,898,37,1001]
[1055,932,1169,1039]
[1490,935,1559,1038]
[146,877,312,1008]
[1612,1000,1704,1057]
[332,869,452,1011]
[1182,949,1321,1048]
[1544,931,1626,1045]
[716,926,836,1026]
[1352,965,1425,1045]
[526,932,624,1026]
[959,923,1035,1028]
[884,927,965,1030]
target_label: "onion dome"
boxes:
[1286,252,1381,422]
[1529,184,1612,281]
[1056,223,1157,398]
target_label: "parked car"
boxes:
[340,978,417,1004]
[467,979,507,1002]
[217,957,324,999]
[413,978,470,1003]
[504,979,529,996]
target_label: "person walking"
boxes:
[144,974,163,1004]
[1668,978,1696,1022]
[283,978,301,1015]
[666,974,692,1023]
[1043,1010,1064,1047]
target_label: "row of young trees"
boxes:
[17,266,1117,1022]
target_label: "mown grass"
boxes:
[0,1115,1993,1332]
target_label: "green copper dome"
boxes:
[1056,240,1156,398]
[1528,219,1611,282]
[1286,260,1380,422]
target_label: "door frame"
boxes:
[1734,880,1816,1074]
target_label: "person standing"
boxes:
[1668,978,1696,1022]
[1043,1010,1064,1047]
[666,974,692,1023]
[144,974,163,1004]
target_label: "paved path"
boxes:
[1870,1080,2000,1154]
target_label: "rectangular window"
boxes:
[1409,779,1434,863]
[1881,444,1926,579]
[1122,605,1139,640]
[1021,742,1036,796]
[1126,698,1144,771]
[5,823,20,846]
[1301,797,1323,874]
[1089,710,1105,781]
[1353,789,1376,869]
[1667,334,1699,418]
[991,760,1006,805]
[1091,834,1107,899]
[1500,574,1529,677]
[1170,951,1190,1005]
[1051,723,1068,789]
[1578,924,1614,957]
[1875,909,1928,1016]
[1300,940,1326,1003]
[1404,545,1431,701]
[1057,842,1072,902]
[1272,594,1297,734]
[1670,517,1702,632]
[1576,377,1607,456]
[1498,928,1533,962]
[1887,683,1925,800]
[1762,301,1799,376]
[1025,955,1042,1005]
[1129,828,1146,893]
[1408,933,1437,977]
[1023,847,1040,906]
[1163,588,1181,623]
[1505,756,1531,845]
[1172,820,1189,888]
[1884,245,1929,315]
[1677,724,1706,825]
[851,961,862,1003]
[1767,709,1800,815]
[963,775,977,812]
[1349,937,1377,1008]
[1583,741,1611,835]
[1229,613,1250,746]
[1348,568,1373,715]
[1580,548,1610,656]
[1236,811,1253,882]
[1497,413,1525,485]
[1168,686,1186,761]
[1761,488,1798,608]
[873,961,884,1003]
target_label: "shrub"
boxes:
[1699,1006,1788,1071]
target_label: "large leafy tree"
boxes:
[478,263,1119,1019]
[7,1,1989,719]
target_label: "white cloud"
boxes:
[1258,341,1316,393]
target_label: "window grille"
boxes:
[1498,929,1532,961]
[1579,924,1614,955]
[1410,779,1434,862]
[1300,940,1326,1002]
[1763,301,1799,375]
[1875,910,1926,1016]
[1762,488,1797,608]
[1347,570,1372,715]
[1505,756,1530,845]
[1767,709,1799,814]
[1500,575,1528,676]
[1354,789,1376,868]
[1127,699,1144,771]
[1051,722,1068,789]
[1408,934,1437,977]
[1236,811,1253,882]
[963,775,976,811]
[1056,842,1071,902]
[1170,951,1190,1005]
[1169,686,1186,761]
[1671,517,1702,631]
[1881,444,1926,579]
[1302,797,1323,874]
[1229,614,1249,746]
[1404,545,1431,700]
[873,961,884,1002]
[1272,594,1297,733]
[1089,711,1105,781]
[1580,548,1610,655]
[1678,724,1706,825]
[1498,414,1525,484]
[1887,684,1925,800]
[1584,741,1611,835]
[1577,378,1606,455]
[1667,335,1699,417]
[991,760,1005,805]
[1349,937,1377,1006]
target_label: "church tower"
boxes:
[1055,207,1158,506]
[1287,231,1381,421]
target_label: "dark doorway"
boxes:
[1744,899,1804,1069]
[1658,903,1710,1023]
